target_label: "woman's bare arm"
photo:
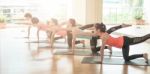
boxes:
[72,27,96,36]
[100,33,109,63]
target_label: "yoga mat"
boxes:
[53,49,92,56]
[77,36,92,39]
[25,40,49,43]
[38,44,89,49]
[14,36,41,39]
[82,57,150,66]
[54,49,122,57]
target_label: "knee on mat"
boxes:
[91,47,97,53]
[90,41,96,46]
[124,57,130,62]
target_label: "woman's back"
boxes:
[105,34,124,48]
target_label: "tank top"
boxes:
[105,35,124,48]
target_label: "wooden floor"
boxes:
[0,24,150,74]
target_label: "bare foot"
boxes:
[143,53,148,64]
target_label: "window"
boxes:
[103,0,144,24]
[0,0,70,23]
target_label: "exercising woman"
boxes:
[66,19,85,48]
[24,13,32,38]
[79,23,131,55]
[95,23,149,63]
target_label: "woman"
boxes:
[24,13,32,38]
[31,17,67,42]
[79,23,131,55]
[95,23,149,63]
[50,18,86,48]
[66,18,85,48]
[47,18,66,40]
[31,17,54,41]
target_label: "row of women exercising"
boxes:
[24,13,149,64]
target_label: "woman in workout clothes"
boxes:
[95,23,149,63]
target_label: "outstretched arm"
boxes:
[100,34,109,63]
[72,27,96,36]
[106,23,131,34]
[79,24,94,30]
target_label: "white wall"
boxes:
[71,0,103,25]
[71,0,86,24]
[86,0,103,24]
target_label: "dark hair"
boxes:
[69,18,76,27]
[31,17,39,24]
[24,13,32,18]
[95,23,106,32]
[51,18,58,25]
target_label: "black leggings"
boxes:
[122,34,150,61]
[90,36,109,53]
[90,25,122,53]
